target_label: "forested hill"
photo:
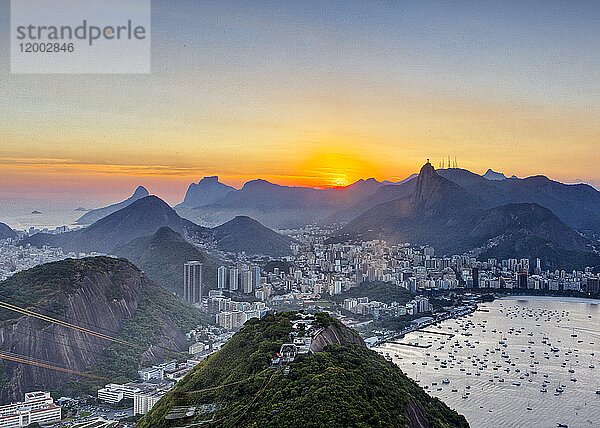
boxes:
[139,312,469,428]
[0,257,209,400]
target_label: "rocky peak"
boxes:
[132,186,150,198]
[483,169,507,181]
[242,179,278,190]
[179,177,235,208]
[196,176,222,187]
[412,160,443,204]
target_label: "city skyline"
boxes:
[1,1,599,204]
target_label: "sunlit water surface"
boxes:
[375,297,600,428]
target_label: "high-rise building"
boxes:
[423,246,435,258]
[183,261,203,304]
[217,266,228,289]
[587,278,600,294]
[516,271,528,289]
[251,265,261,288]
[241,266,252,294]
[229,267,239,291]
[134,390,165,415]
[472,267,479,288]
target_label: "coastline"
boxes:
[372,292,600,348]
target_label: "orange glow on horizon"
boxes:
[1,150,597,206]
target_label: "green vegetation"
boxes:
[370,313,433,332]
[139,312,468,428]
[0,256,211,397]
[263,260,293,274]
[213,216,293,256]
[115,226,223,295]
[0,257,129,323]
[333,281,414,305]
[91,282,211,381]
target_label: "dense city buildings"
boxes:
[1,223,599,426]
[0,239,95,281]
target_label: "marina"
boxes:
[375,296,600,428]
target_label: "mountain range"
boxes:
[0,257,208,400]
[436,168,600,237]
[25,196,292,260]
[334,162,599,270]
[76,185,149,224]
[172,167,600,246]
[21,163,600,270]
[175,177,391,228]
[26,196,207,255]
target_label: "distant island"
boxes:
[74,207,91,212]
[30,210,42,215]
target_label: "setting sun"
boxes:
[299,150,383,188]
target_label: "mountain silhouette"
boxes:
[483,169,507,180]
[177,176,235,208]
[116,226,224,295]
[212,215,293,256]
[27,196,207,254]
[334,162,598,270]
[0,223,16,240]
[76,186,149,224]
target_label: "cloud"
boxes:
[0,157,201,177]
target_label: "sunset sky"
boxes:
[1,0,599,205]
